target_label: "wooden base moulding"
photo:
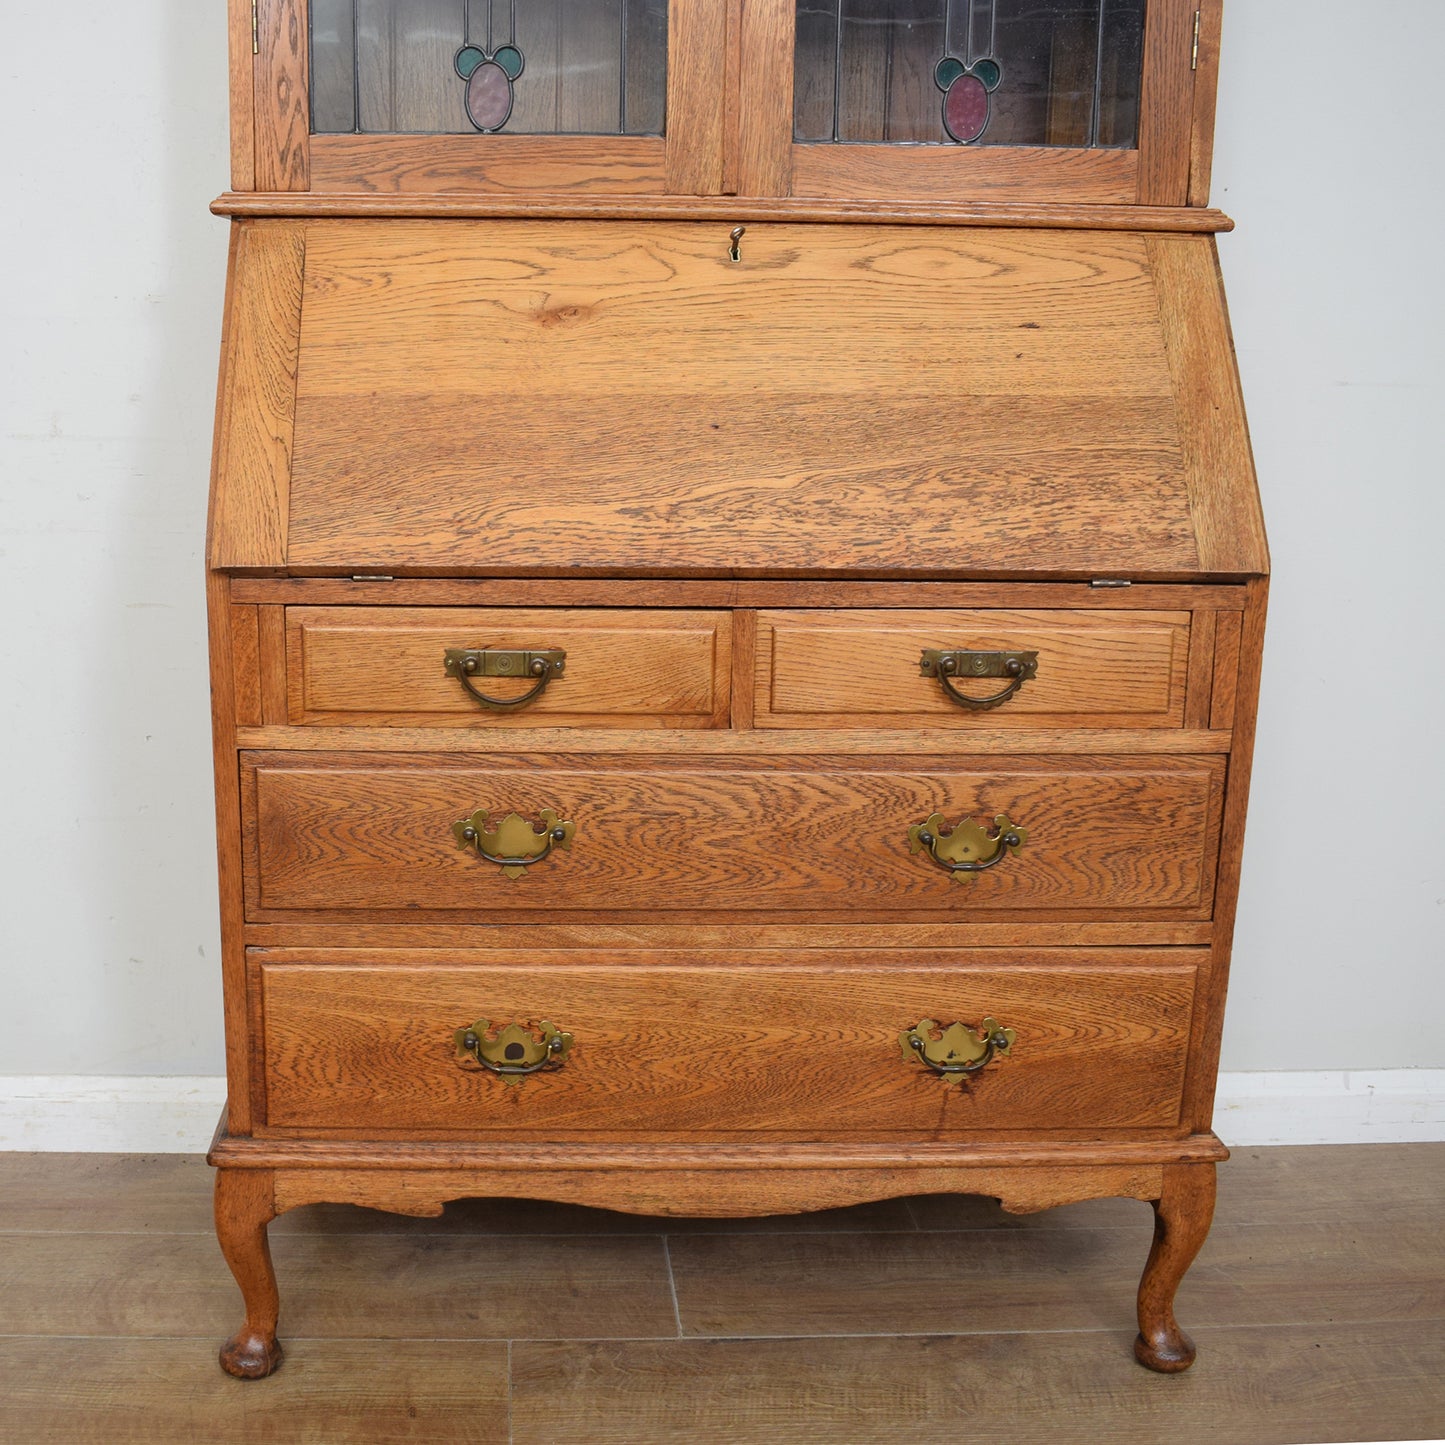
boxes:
[209,1135,1223,1380]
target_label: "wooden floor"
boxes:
[0,1146,1441,1443]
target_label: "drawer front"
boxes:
[285,608,731,728]
[243,752,1223,919]
[756,609,1190,728]
[255,950,1201,1136]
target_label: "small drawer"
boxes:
[284,608,731,728]
[254,949,1201,1137]
[242,751,1223,920]
[755,609,1191,728]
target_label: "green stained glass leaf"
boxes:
[454,45,486,80]
[494,45,525,79]
[973,58,1002,91]
[934,56,965,92]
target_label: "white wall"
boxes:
[0,2,1441,1086]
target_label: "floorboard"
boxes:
[0,1144,1440,1443]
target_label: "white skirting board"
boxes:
[0,1072,1441,1153]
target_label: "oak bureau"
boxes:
[206,0,1266,1377]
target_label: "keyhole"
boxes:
[504,1042,525,1061]
[729,226,745,262]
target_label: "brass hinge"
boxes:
[252,0,260,55]
[1191,10,1201,70]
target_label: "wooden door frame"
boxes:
[235,0,726,196]
[234,0,1221,206]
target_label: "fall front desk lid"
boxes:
[212,219,1265,579]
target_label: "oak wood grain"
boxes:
[215,1168,281,1377]
[229,604,262,727]
[209,221,304,571]
[284,222,1205,579]
[207,574,253,1135]
[789,144,1137,204]
[243,921,1217,949]
[253,0,309,192]
[1182,607,1216,729]
[1188,0,1225,208]
[285,607,731,729]
[210,1133,1230,1172]
[227,0,255,191]
[1185,576,1268,1129]
[1134,1160,1214,1370]
[1209,607,1242,731]
[735,0,794,196]
[1136,0,1196,206]
[310,134,669,195]
[255,951,1201,1135]
[756,609,1191,729]
[230,578,1250,611]
[241,752,1225,919]
[666,0,727,194]
[214,190,1236,231]
[232,727,1231,757]
[257,604,288,724]
[1148,234,1268,576]
[273,1163,1166,1220]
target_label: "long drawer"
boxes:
[253,949,1202,1137]
[242,752,1224,919]
[285,607,732,728]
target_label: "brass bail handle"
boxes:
[454,808,577,879]
[455,1019,573,1085]
[900,1017,1016,1083]
[443,647,566,709]
[919,649,1038,710]
[908,812,1026,882]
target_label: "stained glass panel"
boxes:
[311,0,668,136]
[794,0,1146,148]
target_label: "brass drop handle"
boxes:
[455,1019,573,1085]
[908,812,1026,882]
[444,647,566,709]
[900,1017,1015,1083]
[454,808,576,879]
[920,649,1038,710]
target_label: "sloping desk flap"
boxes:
[210,220,1265,579]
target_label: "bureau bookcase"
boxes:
[207,0,1266,1377]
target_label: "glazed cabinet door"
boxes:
[239,0,1217,204]
[244,0,727,193]
[739,0,1210,202]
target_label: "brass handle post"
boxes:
[444,647,566,709]
[920,649,1038,710]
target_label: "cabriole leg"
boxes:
[1134,1161,1216,1373]
[215,1167,282,1378]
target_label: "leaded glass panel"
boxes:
[794,0,1146,148]
[311,0,668,136]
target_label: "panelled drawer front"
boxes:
[243,752,1223,918]
[255,950,1201,1136]
[756,609,1191,728]
[286,608,731,727]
